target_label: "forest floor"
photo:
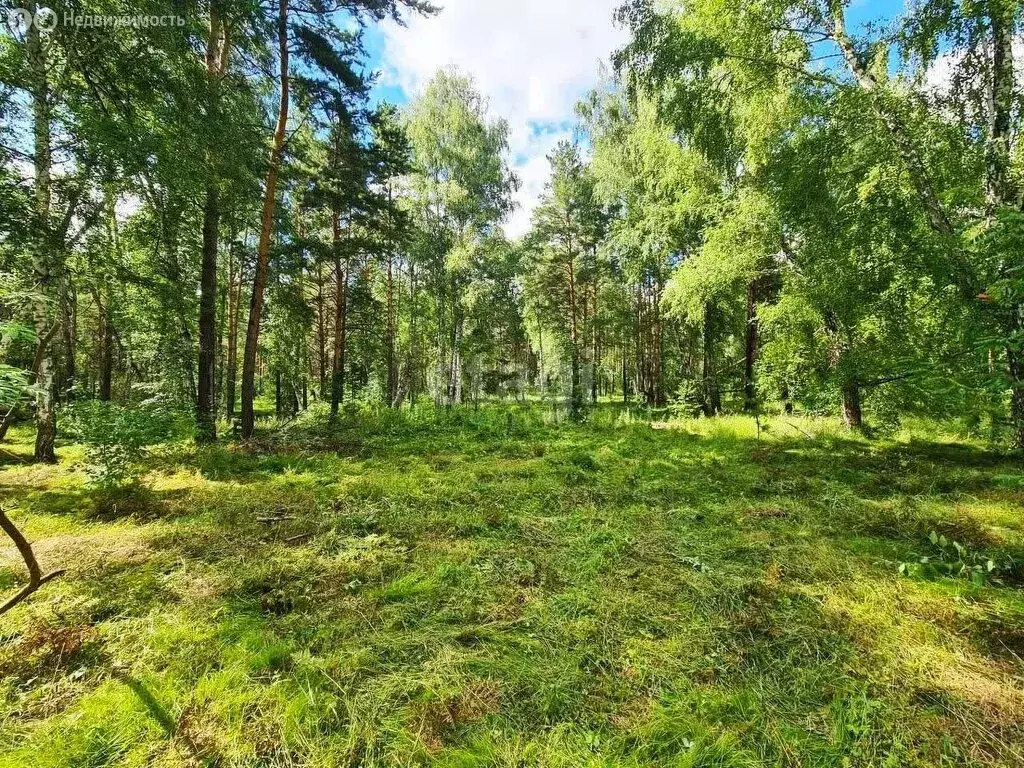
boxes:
[1,406,1024,767]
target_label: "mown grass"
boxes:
[1,405,1023,767]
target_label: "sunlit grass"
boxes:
[1,407,1022,767]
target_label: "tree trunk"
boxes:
[315,260,327,397]
[653,280,666,407]
[408,260,418,406]
[240,0,288,438]
[215,240,230,410]
[834,0,1024,443]
[702,302,720,416]
[842,381,862,429]
[0,408,15,442]
[197,186,219,442]
[200,9,230,436]
[447,267,463,406]
[1007,345,1024,450]
[536,317,545,399]
[591,258,599,405]
[60,289,76,403]
[985,1,1024,448]
[831,7,953,239]
[28,5,57,463]
[567,248,583,420]
[98,292,113,401]
[743,278,759,412]
[386,251,397,407]
[983,0,1015,211]
[225,262,240,418]
[569,349,583,421]
[330,215,348,418]
[825,311,861,430]
[622,344,628,404]
[450,297,463,405]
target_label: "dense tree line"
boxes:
[2,0,1023,458]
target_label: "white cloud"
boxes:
[924,37,1024,96]
[379,0,625,238]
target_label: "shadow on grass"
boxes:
[120,671,222,766]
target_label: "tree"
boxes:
[196,1,234,443]
[526,142,603,420]
[613,0,1017,433]
[239,0,434,437]
[403,69,517,405]
[367,105,415,407]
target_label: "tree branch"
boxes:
[0,507,65,616]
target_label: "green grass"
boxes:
[1,405,1023,767]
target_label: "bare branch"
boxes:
[0,507,65,616]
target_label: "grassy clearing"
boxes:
[1,406,1023,767]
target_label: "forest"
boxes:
[1,0,1024,766]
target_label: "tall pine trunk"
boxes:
[567,247,583,420]
[225,262,240,418]
[315,261,328,397]
[215,240,230,409]
[240,0,288,438]
[330,214,348,418]
[197,10,229,441]
[408,261,418,406]
[96,190,119,402]
[386,251,398,407]
[621,344,628,404]
[197,186,219,441]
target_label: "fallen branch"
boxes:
[0,446,26,463]
[0,507,65,616]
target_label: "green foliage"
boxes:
[899,530,1016,586]
[63,398,181,488]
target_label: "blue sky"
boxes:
[361,1,906,237]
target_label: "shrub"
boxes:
[63,398,180,488]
